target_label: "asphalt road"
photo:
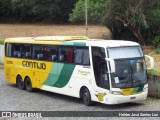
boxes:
[0,69,160,120]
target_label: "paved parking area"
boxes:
[0,69,160,119]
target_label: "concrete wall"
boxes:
[148,75,160,98]
[0,45,4,63]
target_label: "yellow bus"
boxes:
[4,36,154,105]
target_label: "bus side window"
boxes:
[59,47,73,63]
[37,54,44,59]
[50,46,58,61]
[51,55,57,61]
[5,43,12,57]
[67,48,73,63]
[26,52,31,58]
[12,44,21,58]
[74,48,90,65]
[82,49,90,65]
[13,51,20,57]
[21,45,31,59]
[25,46,31,58]
[33,45,44,60]
[43,46,50,60]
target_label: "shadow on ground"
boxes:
[8,83,145,111]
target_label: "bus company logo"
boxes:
[78,70,90,76]
[22,61,46,70]
[2,112,11,117]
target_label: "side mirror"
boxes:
[145,55,154,69]
[105,58,115,73]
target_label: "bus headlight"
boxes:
[111,91,122,95]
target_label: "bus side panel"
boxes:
[41,65,94,98]
[67,65,93,98]
[4,58,53,89]
[21,60,53,89]
[4,57,16,84]
[33,63,56,89]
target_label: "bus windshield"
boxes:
[112,59,146,88]
[107,46,147,88]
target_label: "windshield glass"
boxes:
[111,59,146,88]
[107,46,147,88]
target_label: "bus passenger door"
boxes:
[91,47,110,90]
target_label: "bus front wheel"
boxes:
[16,75,25,90]
[83,88,92,106]
[25,77,33,92]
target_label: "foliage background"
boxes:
[0,0,160,46]
[0,0,76,23]
[69,0,107,23]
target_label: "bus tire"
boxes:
[82,88,92,106]
[16,75,25,90]
[25,77,33,92]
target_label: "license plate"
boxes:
[130,97,136,101]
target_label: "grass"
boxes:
[147,69,160,76]
[0,39,4,44]
[142,46,160,75]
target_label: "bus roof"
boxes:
[34,36,89,41]
[5,36,140,47]
[89,39,140,47]
[6,36,89,41]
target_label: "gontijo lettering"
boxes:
[22,61,46,70]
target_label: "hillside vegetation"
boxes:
[0,0,159,74]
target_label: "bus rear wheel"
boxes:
[82,88,92,106]
[16,75,25,90]
[25,77,33,92]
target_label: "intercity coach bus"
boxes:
[4,36,154,105]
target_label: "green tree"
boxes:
[101,0,160,45]
[0,0,12,17]
[69,0,107,23]
[0,0,76,23]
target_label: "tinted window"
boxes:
[59,47,73,63]
[74,48,90,65]
[6,43,32,58]
[5,43,12,57]
[5,43,90,66]
[33,45,58,61]
[21,45,32,58]
[33,45,43,60]
[12,44,21,58]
